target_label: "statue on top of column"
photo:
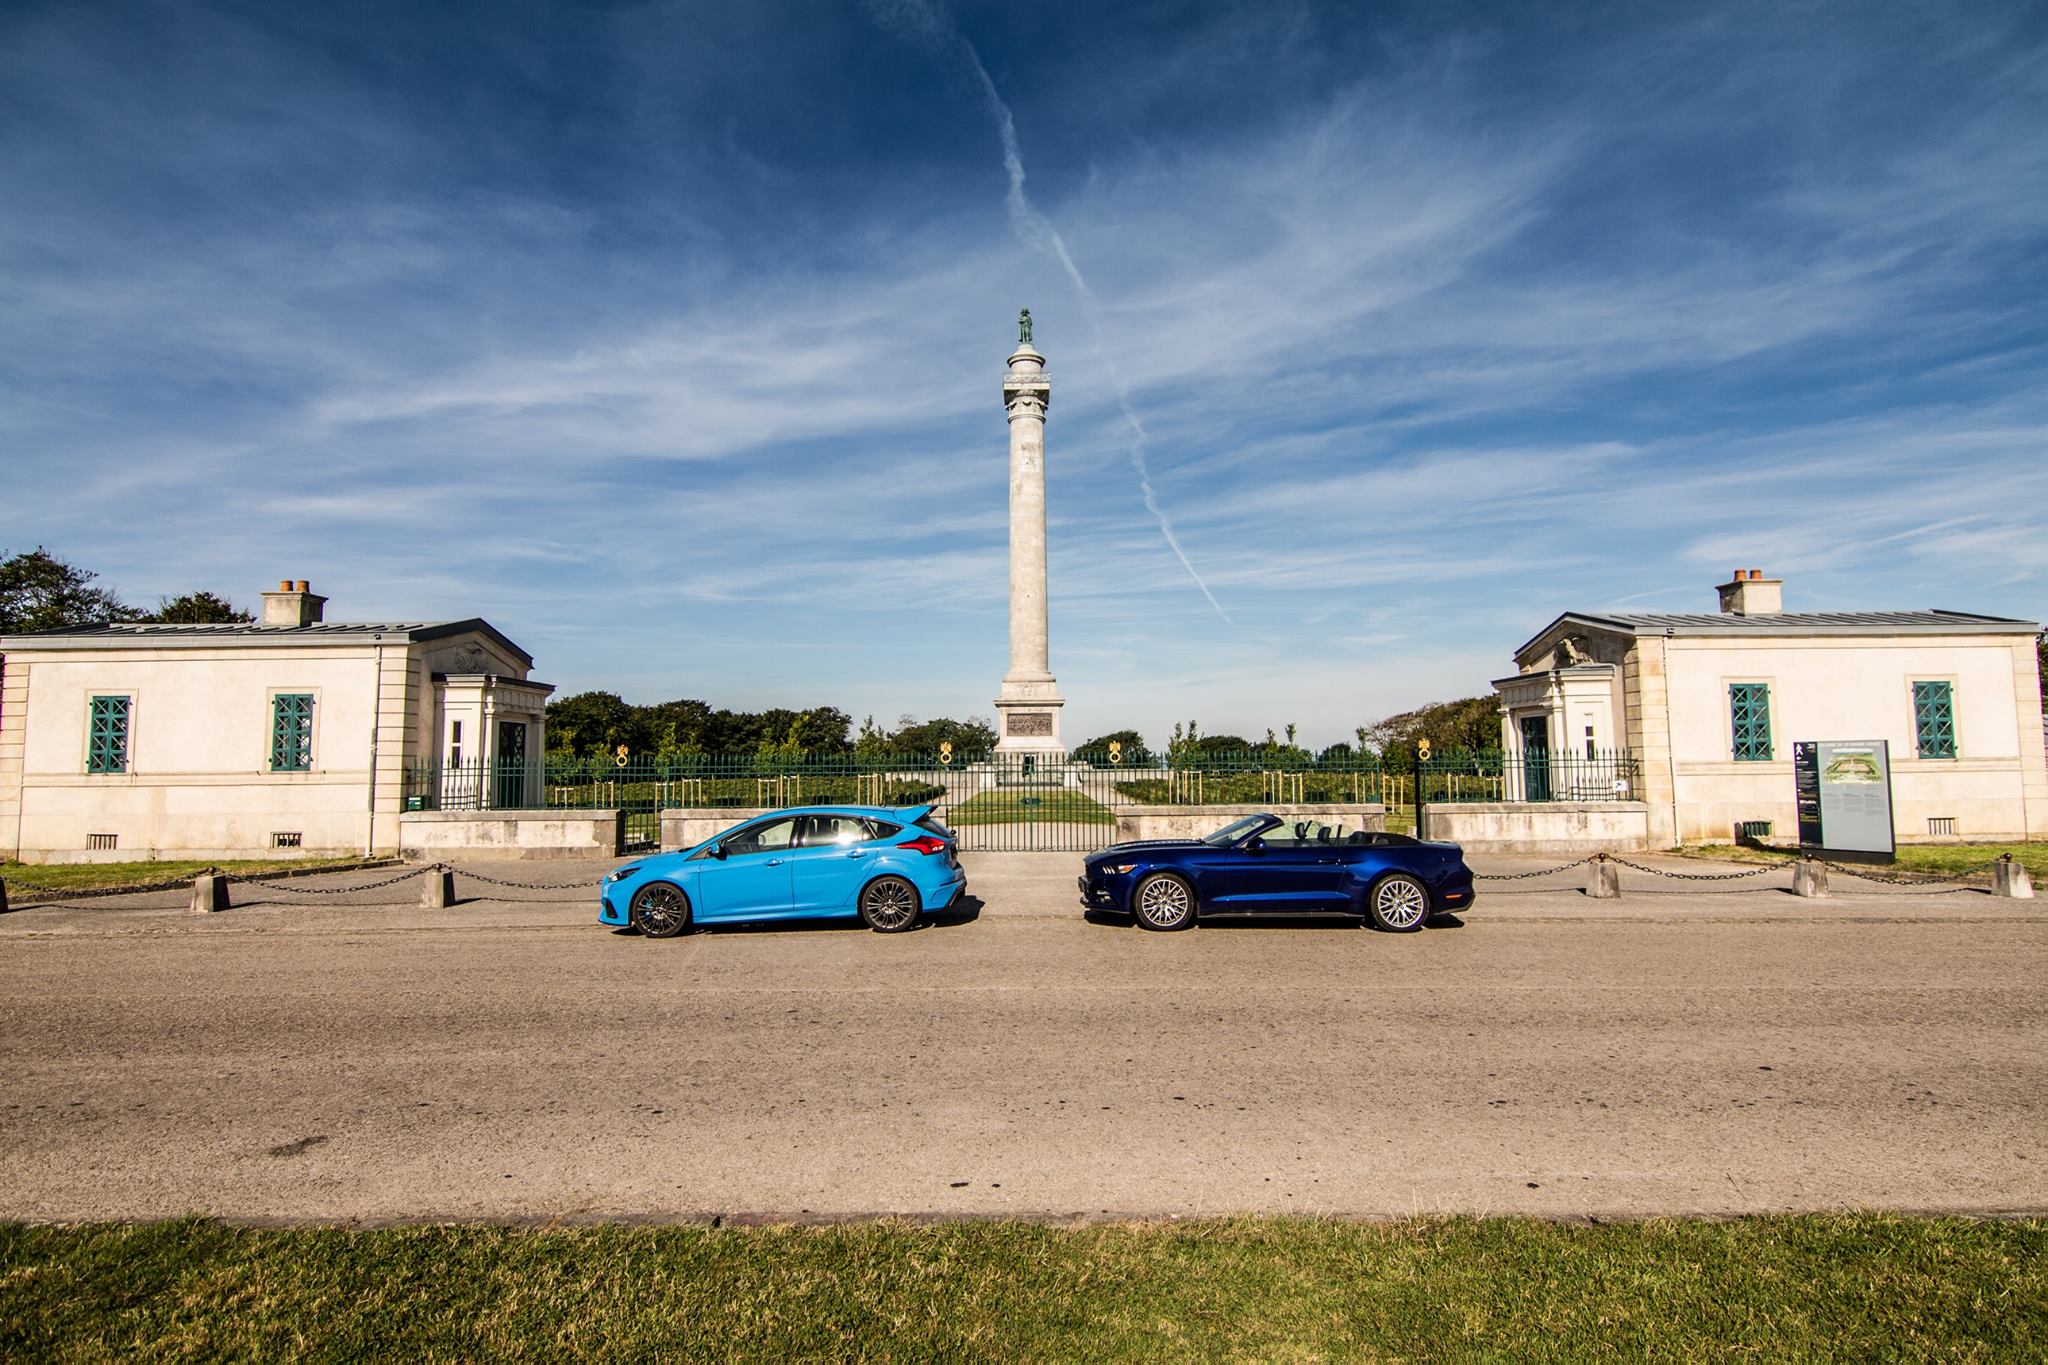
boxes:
[1018,308,1033,346]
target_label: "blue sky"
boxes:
[4,0,2044,749]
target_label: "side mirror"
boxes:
[1246,836,1266,851]
[707,843,728,860]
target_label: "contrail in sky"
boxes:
[870,1,1233,623]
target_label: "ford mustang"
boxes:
[1077,813,1474,931]
[599,805,966,937]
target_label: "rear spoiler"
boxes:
[895,804,936,824]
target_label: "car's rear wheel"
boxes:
[632,881,692,938]
[1133,872,1196,931]
[1367,873,1430,932]
[859,876,920,932]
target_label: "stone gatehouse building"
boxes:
[0,580,551,862]
[1496,571,2047,846]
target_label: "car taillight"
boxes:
[900,835,949,856]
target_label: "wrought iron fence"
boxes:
[402,746,1643,850]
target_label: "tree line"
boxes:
[543,692,999,760]
[0,547,253,631]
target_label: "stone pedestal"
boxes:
[189,872,230,914]
[1586,856,1621,898]
[422,866,456,908]
[1992,857,2034,899]
[995,322,1066,757]
[1792,858,1830,898]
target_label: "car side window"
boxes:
[721,818,799,856]
[867,820,902,840]
[800,815,871,847]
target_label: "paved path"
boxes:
[2,852,2043,1222]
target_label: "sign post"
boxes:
[1793,739,1896,864]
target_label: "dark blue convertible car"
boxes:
[1078,813,1474,931]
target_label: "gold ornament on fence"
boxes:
[1108,740,1123,766]
[614,745,630,769]
[939,741,954,767]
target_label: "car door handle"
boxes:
[845,850,866,859]
[765,858,784,866]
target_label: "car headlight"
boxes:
[1104,863,1138,875]
[603,865,643,885]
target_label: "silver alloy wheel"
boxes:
[861,877,918,932]
[633,882,689,938]
[1135,873,1194,930]
[1371,875,1429,931]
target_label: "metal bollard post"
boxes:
[1992,854,2034,899]
[1792,857,1830,898]
[1586,852,1621,898]
[421,865,455,909]
[189,871,230,914]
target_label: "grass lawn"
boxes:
[946,789,1115,827]
[1677,841,2045,879]
[1,857,367,894]
[2,1216,2042,1358]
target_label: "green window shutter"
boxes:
[1912,681,1956,759]
[87,696,130,773]
[271,694,314,772]
[1729,683,1772,761]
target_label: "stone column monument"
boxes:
[994,308,1065,756]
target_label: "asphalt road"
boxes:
[2,852,2044,1222]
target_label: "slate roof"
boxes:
[0,617,533,666]
[1515,607,2039,664]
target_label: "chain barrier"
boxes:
[448,867,596,892]
[1608,856,1791,882]
[238,867,429,895]
[1475,857,1595,881]
[1819,857,2005,887]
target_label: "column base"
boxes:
[993,691,1066,756]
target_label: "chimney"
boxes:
[261,578,327,627]
[1716,568,1783,616]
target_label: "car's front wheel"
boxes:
[1133,872,1196,931]
[631,881,692,938]
[1367,873,1430,932]
[859,876,920,932]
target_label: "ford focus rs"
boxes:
[599,805,965,937]
[1078,813,1474,931]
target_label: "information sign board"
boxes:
[1794,739,1895,862]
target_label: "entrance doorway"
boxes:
[494,721,528,809]
[1519,715,1552,802]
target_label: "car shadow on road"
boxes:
[615,895,986,938]
[1079,910,1466,932]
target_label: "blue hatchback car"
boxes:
[599,805,966,937]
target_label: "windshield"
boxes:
[1201,816,1272,847]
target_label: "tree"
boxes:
[544,691,647,756]
[0,547,132,633]
[1358,696,1501,757]
[137,591,253,624]
[1073,729,1151,764]
[888,716,997,756]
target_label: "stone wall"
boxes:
[661,808,772,851]
[1111,805,1386,843]
[1424,802,1651,853]
[398,809,624,859]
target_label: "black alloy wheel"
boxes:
[1133,872,1196,931]
[859,876,920,932]
[1366,873,1430,932]
[631,881,692,938]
